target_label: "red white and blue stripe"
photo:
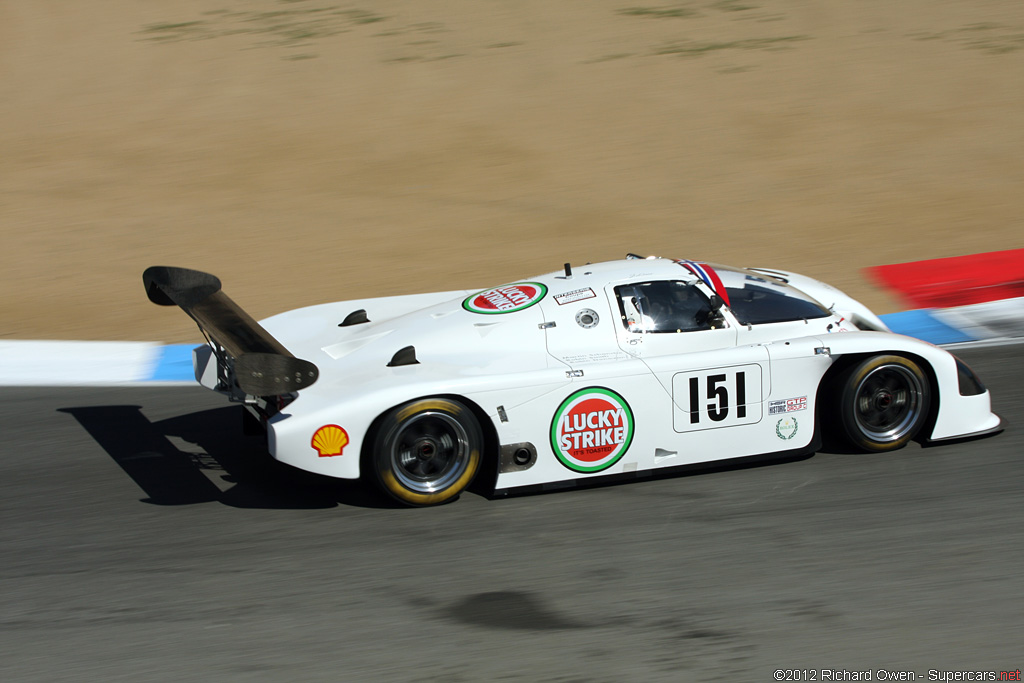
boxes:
[674,259,731,307]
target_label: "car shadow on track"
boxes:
[58,404,405,509]
[59,403,871,509]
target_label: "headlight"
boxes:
[953,356,986,396]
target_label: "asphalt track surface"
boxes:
[2,346,1022,682]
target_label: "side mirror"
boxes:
[708,294,724,312]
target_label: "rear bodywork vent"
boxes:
[387,346,419,367]
[340,309,370,327]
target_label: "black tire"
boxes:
[370,398,483,506]
[837,355,930,452]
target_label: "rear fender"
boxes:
[357,393,501,492]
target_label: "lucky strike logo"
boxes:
[550,387,634,473]
[463,282,547,314]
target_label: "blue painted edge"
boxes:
[880,309,976,345]
[148,344,197,381]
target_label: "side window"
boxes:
[615,281,716,333]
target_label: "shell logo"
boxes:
[463,282,547,314]
[550,387,634,473]
[311,424,349,457]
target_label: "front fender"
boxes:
[817,331,1000,441]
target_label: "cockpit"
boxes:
[614,281,723,333]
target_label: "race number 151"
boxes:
[672,365,762,432]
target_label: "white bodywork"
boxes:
[196,257,1000,494]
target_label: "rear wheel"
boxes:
[837,355,930,452]
[370,398,482,506]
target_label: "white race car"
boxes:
[144,255,1002,506]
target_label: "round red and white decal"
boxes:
[550,387,634,473]
[463,282,547,314]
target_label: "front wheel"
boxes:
[370,398,482,506]
[836,355,931,452]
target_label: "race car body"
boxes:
[143,256,1001,506]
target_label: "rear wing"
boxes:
[143,266,319,395]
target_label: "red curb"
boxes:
[865,248,1024,308]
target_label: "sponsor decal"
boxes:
[561,352,623,364]
[775,417,799,440]
[827,317,849,333]
[550,387,634,473]
[768,395,808,415]
[673,259,732,307]
[311,424,349,457]
[463,282,547,314]
[554,287,596,305]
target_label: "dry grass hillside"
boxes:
[2,0,1022,342]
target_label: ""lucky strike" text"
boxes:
[480,286,534,311]
[558,408,628,453]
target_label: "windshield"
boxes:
[725,276,830,325]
